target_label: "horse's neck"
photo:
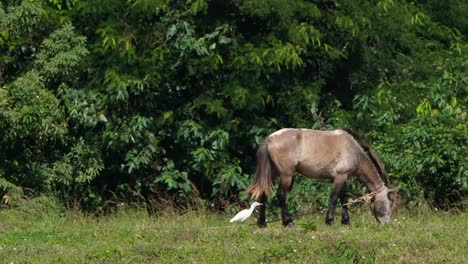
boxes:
[360,160,385,192]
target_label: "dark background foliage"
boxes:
[0,0,466,212]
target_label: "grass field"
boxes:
[0,200,466,263]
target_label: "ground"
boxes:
[0,202,466,263]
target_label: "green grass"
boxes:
[0,202,466,263]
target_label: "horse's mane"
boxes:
[342,128,391,187]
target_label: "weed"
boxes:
[298,220,317,233]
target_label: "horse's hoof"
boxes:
[341,219,350,225]
[325,219,334,225]
[284,221,295,228]
[257,222,267,228]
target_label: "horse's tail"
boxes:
[246,141,276,199]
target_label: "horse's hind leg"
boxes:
[278,173,295,227]
[257,193,267,228]
[339,182,350,225]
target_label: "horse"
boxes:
[246,128,397,227]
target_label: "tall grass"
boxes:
[0,197,466,263]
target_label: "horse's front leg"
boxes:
[339,182,350,225]
[325,177,346,225]
[278,174,295,227]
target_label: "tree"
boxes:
[0,0,466,210]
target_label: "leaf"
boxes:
[99,114,108,123]
[166,24,177,39]
[220,36,231,44]
[209,42,216,50]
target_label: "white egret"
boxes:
[229,202,263,223]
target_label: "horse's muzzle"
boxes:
[376,215,391,224]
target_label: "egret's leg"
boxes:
[325,177,346,225]
[339,182,350,225]
[278,174,294,227]
[257,193,267,228]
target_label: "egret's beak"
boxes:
[258,203,263,206]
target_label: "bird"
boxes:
[229,202,263,223]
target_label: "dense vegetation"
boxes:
[0,0,466,212]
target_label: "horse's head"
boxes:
[371,187,397,224]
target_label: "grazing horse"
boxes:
[246,128,397,227]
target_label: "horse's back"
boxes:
[267,128,351,152]
[267,129,361,178]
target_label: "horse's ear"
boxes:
[387,189,398,210]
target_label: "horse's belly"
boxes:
[296,162,333,179]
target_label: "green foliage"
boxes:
[35,24,89,81]
[155,160,191,192]
[353,40,467,208]
[0,0,466,210]
[48,138,104,186]
[0,172,23,205]
[48,0,77,10]
[0,1,44,38]
[0,71,67,144]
